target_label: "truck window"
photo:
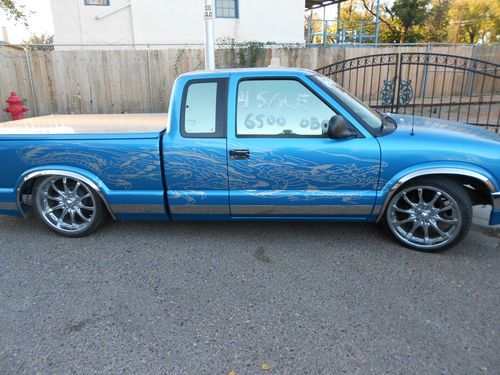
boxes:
[181,79,227,138]
[236,79,336,137]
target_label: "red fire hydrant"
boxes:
[4,92,29,120]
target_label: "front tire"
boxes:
[33,176,107,237]
[383,178,472,252]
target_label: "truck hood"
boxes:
[387,114,500,144]
[0,114,167,135]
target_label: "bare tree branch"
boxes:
[360,0,397,32]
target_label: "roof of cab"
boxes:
[178,67,316,79]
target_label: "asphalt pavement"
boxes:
[0,215,498,374]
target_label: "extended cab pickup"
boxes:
[0,68,499,252]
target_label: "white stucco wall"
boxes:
[50,0,305,46]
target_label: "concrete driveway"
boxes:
[0,216,498,374]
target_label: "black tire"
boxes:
[382,178,472,252]
[33,175,107,237]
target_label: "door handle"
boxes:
[229,149,250,160]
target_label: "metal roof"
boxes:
[305,0,348,10]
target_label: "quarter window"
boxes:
[237,79,336,137]
[181,79,227,138]
[216,0,238,18]
[184,82,217,134]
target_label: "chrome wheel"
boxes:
[387,185,462,250]
[35,176,98,234]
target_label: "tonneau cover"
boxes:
[0,114,167,135]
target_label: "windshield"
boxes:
[310,74,382,131]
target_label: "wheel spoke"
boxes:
[50,180,64,196]
[43,191,61,201]
[422,223,430,244]
[394,206,414,214]
[402,192,416,208]
[69,209,76,226]
[63,177,70,194]
[434,216,458,224]
[75,207,91,222]
[429,191,442,207]
[72,181,81,195]
[407,221,421,237]
[43,203,64,214]
[418,188,425,204]
[436,203,452,213]
[56,208,69,228]
[395,216,415,225]
[430,220,447,237]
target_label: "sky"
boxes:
[0,0,54,43]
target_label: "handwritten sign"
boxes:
[237,80,336,136]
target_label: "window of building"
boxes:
[84,0,110,6]
[215,0,238,18]
[236,79,337,137]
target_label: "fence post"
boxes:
[420,43,431,98]
[146,44,154,112]
[307,18,312,44]
[466,44,477,97]
[24,48,38,117]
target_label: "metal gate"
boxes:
[315,53,500,132]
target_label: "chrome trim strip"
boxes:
[0,202,18,211]
[17,170,117,220]
[169,205,230,215]
[376,168,497,222]
[111,204,165,214]
[231,205,373,215]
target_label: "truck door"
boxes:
[226,75,381,220]
[163,77,230,219]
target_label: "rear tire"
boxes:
[33,175,107,237]
[382,178,472,252]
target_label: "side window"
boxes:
[181,79,227,138]
[237,79,336,137]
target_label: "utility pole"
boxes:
[203,0,215,70]
[374,0,381,46]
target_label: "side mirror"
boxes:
[322,115,357,140]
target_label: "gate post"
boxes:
[391,53,401,114]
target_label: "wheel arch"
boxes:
[376,167,497,222]
[16,167,116,220]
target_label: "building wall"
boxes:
[50,0,305,46]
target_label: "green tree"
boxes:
[304,11,325,44]
[422,0,452,42]
[389,0,430,43]
[1,0,28,26]
[449,0,499,43]
[24,34,54,51]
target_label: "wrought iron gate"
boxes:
[315,53,500,132]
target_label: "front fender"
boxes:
[375,162,499,221]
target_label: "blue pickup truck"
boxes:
[0,68,499,252]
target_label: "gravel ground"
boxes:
[0,216,498,375]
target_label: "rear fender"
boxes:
[15,166,116,219]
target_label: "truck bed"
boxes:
[0,114,168,220]
[0,114,167,135]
